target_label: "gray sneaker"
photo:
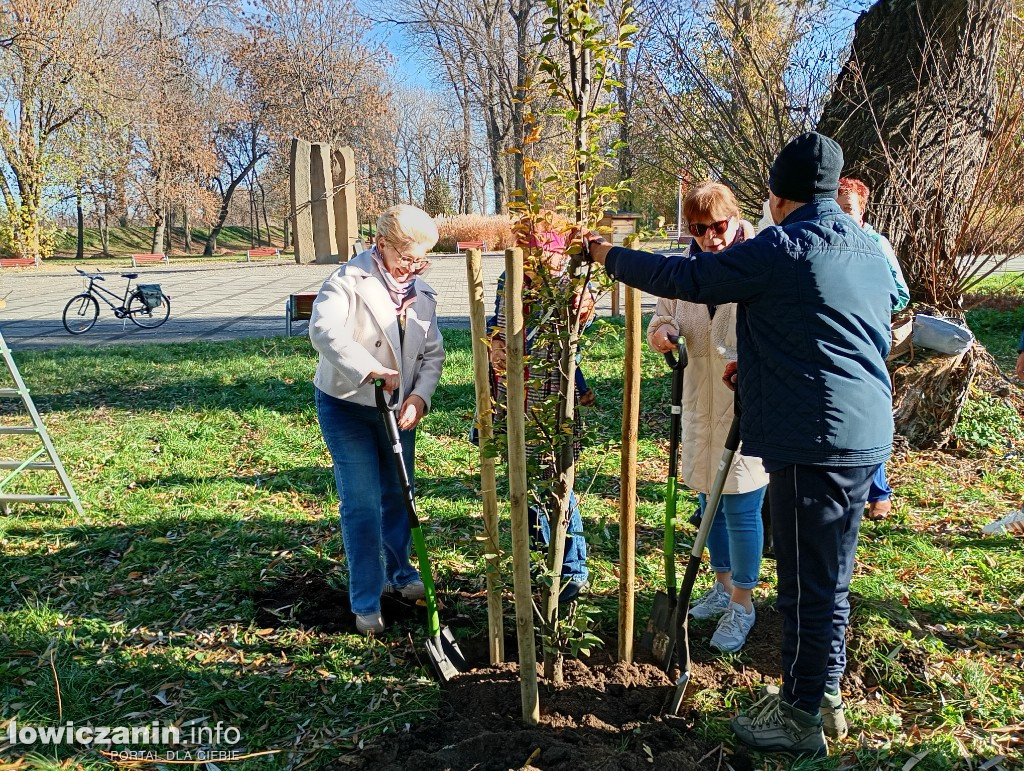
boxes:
[981,508,1024,536]
[731,689,826,756]
[711,602,756,652]
[355,613,385,635]
[383,579,425,601]
[761,684,847,740]
[688,582,731,620]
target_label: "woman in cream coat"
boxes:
[648,182,768,653]
[310,204,445,635]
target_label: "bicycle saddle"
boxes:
[121,273,138,279]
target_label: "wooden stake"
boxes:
[618,285,642,662]
[610,282,620,317]
[465,248,504,665]
[504,247,540,725]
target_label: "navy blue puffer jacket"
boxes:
[606,199,897,467]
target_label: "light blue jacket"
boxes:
[863,224,910,311]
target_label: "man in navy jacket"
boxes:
[586,132,897,756]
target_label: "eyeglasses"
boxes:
[687,217,733,238]
[381,242,430,270]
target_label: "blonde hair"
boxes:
[683,182,740,223]
[376,205,439,253]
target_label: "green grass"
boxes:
[50,226,288,260]
[0,316,1021,769]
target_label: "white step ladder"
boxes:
[0,329,83,516]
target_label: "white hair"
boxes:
[376,205,439,253]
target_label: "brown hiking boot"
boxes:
[865,499,892,520]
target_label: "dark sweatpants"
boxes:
[768,463,878,714]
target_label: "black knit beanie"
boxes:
[768,132,844,203]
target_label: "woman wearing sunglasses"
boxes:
[647,182,768,653]
[309,204,445,635]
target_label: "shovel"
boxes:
[374,380,468,682]
[640,334,687,671]
[666,394,742,715]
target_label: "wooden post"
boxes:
[504,247,540,725]
[618,284,642,662]
[610,282,620,317]
[465,248,504,665]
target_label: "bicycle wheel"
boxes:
[62,293,100,334]
[128,290,170,329]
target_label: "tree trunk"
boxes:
[616,46,634,212]
[165,209,176,254]
[818,0,1010,448]
[509,0,530,206]
[76,189,84,260]
[115,171,129,227]
[183,207,192,253]
[250,186,259,246]
[151,210,166,254]
[257,173,272,247]
[817,0,1010,309]
[283,216,291,249]
[484,73,508,214]
[99,202,110,255]
[11,165,44,261]
[458,92,474,214]
[204,160,259,256]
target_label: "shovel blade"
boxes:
[425,626,468,682]
[640,591,677,672]
[666,670,690,716]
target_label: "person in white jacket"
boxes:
[648,182,769,652]
[309,204,445,635]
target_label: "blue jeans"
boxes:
[868,463,892,503]
[529,491,589,582]
[315,388,420,616]
[769,463,876,714]
[699,487,767,590]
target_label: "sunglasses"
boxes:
[687,217,733,238]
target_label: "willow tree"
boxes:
[817,0,1015,448]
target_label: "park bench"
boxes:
[285,293,318,337]
[0,257,39,267]
[131,253,169,267]
[456,240,485,253]
[246,246,280,262]
[666,226,688,250]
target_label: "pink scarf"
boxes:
[371,247,418,316]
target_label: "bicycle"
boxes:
[62,269,171,335]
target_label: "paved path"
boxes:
[0,256,658,349]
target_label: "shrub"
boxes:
[434,214,515,253]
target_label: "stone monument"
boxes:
[288,140,359,264]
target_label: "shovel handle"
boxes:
[663,333,688,370]
[374,379,443,641]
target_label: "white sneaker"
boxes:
[688,582,731,620]
[711,602,756,652]
[383,579,426,600]
[982,508,1024,536]
[355,613,385,635]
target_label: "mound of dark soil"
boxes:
[346,612,803,770]
[350,656,749,771]
[251,574,425,634]
[252,574,879,769]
